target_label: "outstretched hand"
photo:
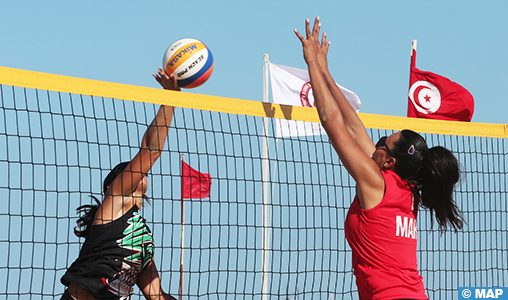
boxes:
[294,17,330,69]
[153,68,181,91]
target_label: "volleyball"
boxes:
[162,38,214,89]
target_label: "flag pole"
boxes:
[179,154,185,300]
[261,53,271,300]
[412,39,417,53]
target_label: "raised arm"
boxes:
[315,34,375,156]
[295,18,384,209]
[95,70,179,223]
[127,68,179,185]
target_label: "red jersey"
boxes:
[345,170,427,300]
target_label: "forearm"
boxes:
[321,67,366,135]
[308,61,346,130]
[320,66,374,155]
[142,105,175,152]
[295,17,369,149]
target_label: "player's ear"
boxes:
[384,157,396,169]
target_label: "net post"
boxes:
[179,154,185,300]
[261,53,271,300]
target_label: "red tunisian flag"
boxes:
[181,160,211,199]
[408,40,474,121]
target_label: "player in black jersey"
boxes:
[61,69,179,300]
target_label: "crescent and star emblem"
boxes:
[408,81,441,114]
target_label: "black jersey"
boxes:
[61,205,154,300]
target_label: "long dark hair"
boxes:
[74,162,130,238]
[390,130,464,232]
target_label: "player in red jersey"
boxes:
[295,17,464,299]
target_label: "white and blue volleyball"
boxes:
[163,38,214,89]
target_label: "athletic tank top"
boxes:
[61,205,154,300]
[345,170,427,300]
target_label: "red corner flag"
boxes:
[181,160,211,199]
[408,40,474,122]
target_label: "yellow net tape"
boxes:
[1,65,506,138]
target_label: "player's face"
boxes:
[372,132,400,169]
[375,136,395,157]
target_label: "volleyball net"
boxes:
[0,66,507,300]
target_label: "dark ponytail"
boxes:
[419,146,464,232]
[74,197,101,238]
[392,130,464,233]
[73,162,130,238]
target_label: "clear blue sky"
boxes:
[0,1,507,124]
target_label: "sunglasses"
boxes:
[375,136,394,157]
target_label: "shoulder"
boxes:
[380,170,413,210]
[382,170,409,190]
[93,201,139,226]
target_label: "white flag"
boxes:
[268,62,361,137]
